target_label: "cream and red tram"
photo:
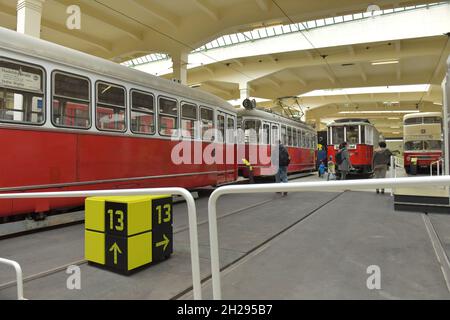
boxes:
[0,27,238,220]
[237,107,317,178]
[327,118,379,176]
[403,112,442,174]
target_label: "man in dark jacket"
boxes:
[337,142,351,180]
[276,140,290,196]
[373,141,393,194]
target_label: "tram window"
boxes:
[346,125,359,144]
[200,107,214,140]
[271,125,279,144]
[332,127,344,145]
[181,103,197,139]
[130,90,154,135]
[244,119,261,144]
[293,129,298,147]
[0,60,45,124]
[96,82,125,132]
[424,140,442,150]
[227,117,235,143]
[287,127,292,146]
[281,126,287,145]
[404,141,423,151]
[159,97,178,136]
[52,72,90,129]
[262,123,270,145]
[299,130,304,147]
[217,114,225,143]
[423,117,441,124]
[365,126,374,145]
[404,117,422,125]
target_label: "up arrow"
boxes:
[156,234,170,251]
[109,242,122,265]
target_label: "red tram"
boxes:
[326,119,380,177]
[237,107,317,178]
[0,27,319,223]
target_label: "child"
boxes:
[318,161,326,178]
[327,156,336,181]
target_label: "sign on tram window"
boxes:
[0,67,41,91]
[0,60,45,125]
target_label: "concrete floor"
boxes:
[1,175,449,300]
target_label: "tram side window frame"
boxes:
[0,58,46,126]
[129,89,155,135]
[226,116,236,144]
[181,102,198,139]
[158,96,179,137]
[52,70,91,129]
[95,81,126,132]
[262,122,270,145]
[200,106,215,141]
[293,128,298,147]
[281,125,287,145]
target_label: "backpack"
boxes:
[335,150,343,165]
[279,146,290,166]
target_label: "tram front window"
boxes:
[346,125,359,144]
[332,127,344,144]
[424,140,442,150]
[404,141,423,151]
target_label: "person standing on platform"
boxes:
[372,141,393,194]
[327,156,336,181]
[276,140,290,196]
[336,142,351,180]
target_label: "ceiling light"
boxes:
[371,60,399,65]
[390,126,401,129]
[388,117,400,120]
[339,110,419,114]
[433,102,443,106]
[392,131,400,134]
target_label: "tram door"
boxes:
[226,114,237,182]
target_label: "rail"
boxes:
[0,188,202,300]
[430,159,443,176]
[207,175,450,299]
[0,258,26,300]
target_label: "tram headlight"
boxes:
[406,156,411,161]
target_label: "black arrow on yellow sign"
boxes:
[156,234,170,251]
[109,242,122,265]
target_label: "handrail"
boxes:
[430,159,443,176]
[0,258,26,300]
[207,175,450,299]
[0,188,202,300]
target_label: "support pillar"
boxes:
[17,0,45,38]
[239,81,250,107]
[171,51,188,85]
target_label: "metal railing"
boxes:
[207,175,450,299]
[430,159,443,176]
[0,188,202,300]
[0,258,26,300]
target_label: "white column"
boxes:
[17,0,45,38]
[171,51,188,85]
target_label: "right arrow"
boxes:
[155,234,170,251]
[109,242,122,265]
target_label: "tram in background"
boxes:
[403,112,443,174]
[326,118,379,177]
[0,26,238,221]
[237,106,317,178]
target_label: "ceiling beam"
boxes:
[202,65,215,76]
[194,0,220,21]
[255,0,271,12]
[356,63,367,82]
[347,45,355,56]
[203,82,231,97]
[288,70,307,86]
[54,0,144,41]
[396,62,402,80]
[233,59,244,68]
[323,67,336,84]
[132,0,180,29]
[0,3,112,54]
[266,77,281,88]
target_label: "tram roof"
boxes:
[0,27,235,113]
[403,112,442,120]
[237,108,314,131]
